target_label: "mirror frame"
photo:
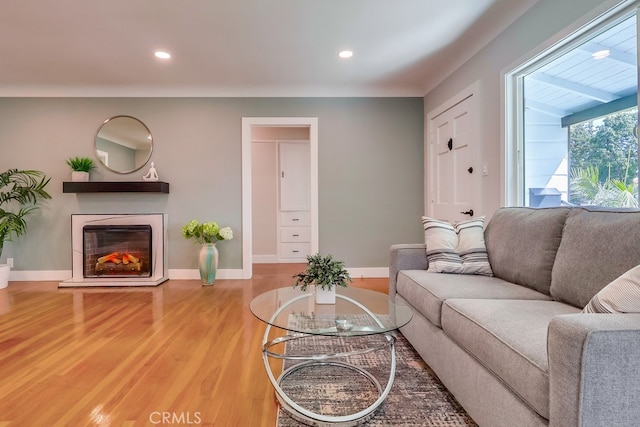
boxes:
[95,115,153,174]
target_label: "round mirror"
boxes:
[95,115,153,174]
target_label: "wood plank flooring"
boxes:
[0,264,388,426]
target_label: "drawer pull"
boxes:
[292,234,299,237]
[292,250,300,253]
[292,218,300,221]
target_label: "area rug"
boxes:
[275,319,477,427]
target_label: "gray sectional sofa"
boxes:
[389,207,640,427]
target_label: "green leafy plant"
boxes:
[292,253,352,291]
[66,156,95,172]
[0,169,52,258]
[570,164,639,208]
[181,219,233,244]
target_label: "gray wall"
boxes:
[96,137,136,171]
[423,0,620,216]
[0,97,424,271]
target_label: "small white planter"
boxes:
[315,286,336,304]
[71,171,90,182]
[0,264,10,289]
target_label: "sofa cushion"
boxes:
[484,207,570,295]
[583,264,640,313]
[422,216,493,276]
[441,299,580,419]
[396,270,552,327]
[551,208,640,308]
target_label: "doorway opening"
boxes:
[241,117,319,279]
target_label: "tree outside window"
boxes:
[568,108,639,208]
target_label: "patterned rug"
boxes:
[275,323,477,427]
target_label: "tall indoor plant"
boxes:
[0,169,52,288]
[292,253,352,304]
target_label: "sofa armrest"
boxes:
[389,244,427,297]
[548,313,640,427]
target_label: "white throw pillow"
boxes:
[583,264,640,313]
[422,216,493,276]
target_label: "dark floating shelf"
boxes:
[63,181,170,193]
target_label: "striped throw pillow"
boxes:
[583,264,640,313]
[422,216,493,276]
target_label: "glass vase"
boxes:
[199,243,219,285]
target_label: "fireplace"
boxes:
[83,225,152,278]
[60,214,168,287]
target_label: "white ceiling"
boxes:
[0,0,538,97]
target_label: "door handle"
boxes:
[460,209,474,217]
[467,167,473,174]
[447,138,453,151]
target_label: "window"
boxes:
[506,5,638,208]
[568,108,638,207]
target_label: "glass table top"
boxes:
[250,287,413,337]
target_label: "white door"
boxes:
[279,142,311,211]
[428,93,481,222]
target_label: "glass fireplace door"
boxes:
[83,225,153,278]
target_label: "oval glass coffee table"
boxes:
[250,287,413,426]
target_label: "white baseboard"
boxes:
[168,269,244,280]
[7,268,386,281]
[346,267,389,278]
[10,270,72,281]
[8,269,244,282]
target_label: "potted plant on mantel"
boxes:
[0,169,52,289]
[66,156,95,182]
[292,253,352,304]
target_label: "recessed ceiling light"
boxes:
[154,51,171,60]
[338,50,354,59]
[592,49,610,60]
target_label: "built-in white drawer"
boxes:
[280,211,310,227]
[279,242,311,260]
[280,227,311,243]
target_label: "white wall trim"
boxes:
[0,85,423,99]
[10,270,73,281]
[8,269,245,282]
[168,269,244,280]
[242,117,319,280]
[7,268,386,281]
[347,267,389,279]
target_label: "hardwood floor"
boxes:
[0,264,389,426]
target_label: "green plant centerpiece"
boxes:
[66,156,95,172]
[292,253,352,304]
[181,220,233,245]
[0,169,52,261]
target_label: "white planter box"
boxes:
[71,171,89,182]
[0,264,10,289]
[315,286,336,304]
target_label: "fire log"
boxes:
[97,252,119,263]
